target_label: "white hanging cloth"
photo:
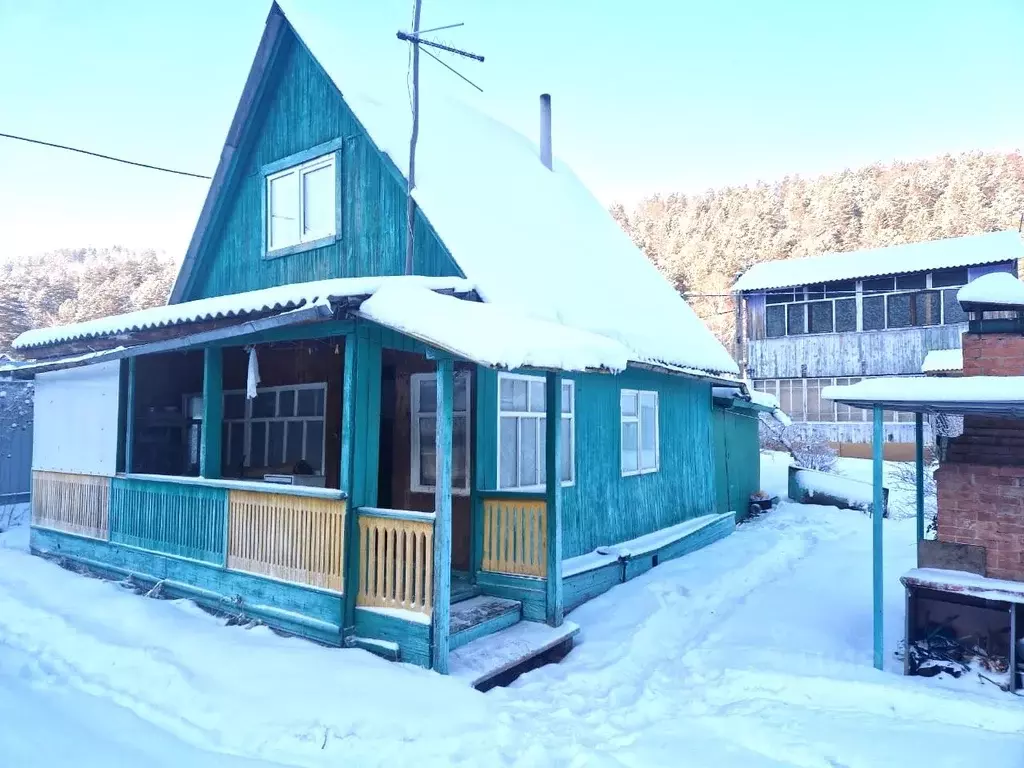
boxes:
[246,346,261,399]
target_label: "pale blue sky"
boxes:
[1,0,1021,261]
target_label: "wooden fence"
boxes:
[481,494,547,578]
[356,508,434,615]
[31,470,110,539]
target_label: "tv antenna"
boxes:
[397,2,484,274]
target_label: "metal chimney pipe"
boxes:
[540,94,552,170]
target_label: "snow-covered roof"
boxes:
[176,1,734,377]
[711,385,791,425]
[732,231,1023,292]
[956,271,1024,308]
[823,375,1024,416]
[12,276,471,350]
[921,348,963,374]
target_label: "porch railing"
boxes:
[31,470,110,540]
[356,508,434,616]
[227,490,346,592]
[481,492,547,578]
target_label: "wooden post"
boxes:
[872,405,884,671]
[545,371,563,627]
[340,335,358,633]
[915,412,925,543]
[201,347,223,479]
[1010,603,1019,693]
[124,357,136,474]
[431,356,454,673]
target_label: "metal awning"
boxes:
[823,376,1024,417]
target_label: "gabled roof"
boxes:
[170,2,738,377]
[732,231,1024,293]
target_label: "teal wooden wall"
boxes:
[181,30,461,301]
[476,368,718,559]
[713,405,762,520]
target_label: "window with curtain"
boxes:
[497,374,574,490]
[410,372,471,494]
[621,389,659,475]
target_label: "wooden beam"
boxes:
[545,371,563,626]
[201,347,223,479]
[873,405,884,671]
[915,413,925,543]
[125,357,136,474]
[340,334,359,634]
[431,356,454,673]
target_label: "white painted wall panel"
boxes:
[33,361,121,476]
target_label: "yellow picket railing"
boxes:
[31,470,110,540]
[356,509,434,615]
[481,495,547,578]
[227,490,346,592]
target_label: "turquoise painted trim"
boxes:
[124,357,136,474]
[353,607,431,668]
[110,477,227,564]
[260,136,345,176]
[340,332,358,633]
[431,357,454,673]
[121,473,346,500]
[545,371,563,627]
[475,572,546,622]
[209,319,354,348]
[564,562,622,612]
[915,413,925,543]
[350,324,382,508]
[472,368,498,576]
[449,603,521,651]
[201,347,223,479]
[31,527,344,646]
[264,233,343,261]
[872,406,884,671]
[479,490,547,501]
[350,636,399,662]
[357,507,435,524]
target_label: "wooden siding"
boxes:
[353,606,432,668]
[713,407,761,519]
[182,31,461,301]
[227,490,345,592]
[747,324,966,379]
[356,509,434,615]
[31,471,110,539]
[109,477,226,563]
[481,496,547,577]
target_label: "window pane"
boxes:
[560,417,572,482]
[835,298,857,332]
[305,420,324,474]
[779,380,802,420]
[765,305,786,338]
[249,421,267,467]
[621,391,638,417]
[521,417,538,486]
[453,415,468,488]
[887,293,912,328]
[420,416,436,486]
[228,423,245,468]
[529,380,545,413]
[285,421,304,465]
[223,393,245,420]
[277,390,295,417]
[296,388,319,417]
[640,394,657,470]
[621,421,639,473]
[301,163,335,239]
[419,377,437,414]
[863,277,895,294]
[896,273,927,290]
[268,171,299,250]
[500,378,528,412]
[561,382,572,414]
[499,417,518,488]
[943,288,968,324]
[806,284,825,301]
[913,291,940,327]
[267,421,285,466]
[863,295,885,330]
[932,267,968,288]
[765,289,796,304]
[454,373,469,412]
[188,395,204,420]
[826,281,856,298]
[538,417,546,486]
[808,301,834,333]
[787,304,806,334]
[253,390,276,418]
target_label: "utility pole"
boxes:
[397,8,484,276]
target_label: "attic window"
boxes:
[266,152,336,254]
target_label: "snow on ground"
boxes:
[2,458,1023,766]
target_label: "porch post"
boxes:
[872,405,884,671]
[124,357,136,473]
[340,335,358,633]
[431,355,454,673]
[914,412,925,543]
[201,347,223,479]
[545,371,563,627]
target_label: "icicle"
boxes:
[246,346,261,399]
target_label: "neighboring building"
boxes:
[0,357,33,506]
[12,2,759,681]
[733,232,1023,458]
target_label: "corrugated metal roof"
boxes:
[921,348,963,374]
[732,231,1023,292]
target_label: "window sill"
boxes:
[411,485,471,497]
[264,233,340,261]
[495,482,575,493]
[621,468,659,478]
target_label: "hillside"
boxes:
[611,150,1024,347]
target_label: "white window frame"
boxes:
[410,372,471,496]
[266,152,336,254]
[496,373,575,491]
[752,377,915,424]
[620,389,660,476]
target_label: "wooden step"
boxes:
[449,620,579,689]
[449,595,521,650]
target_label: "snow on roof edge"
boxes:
[921,348,963,374]
[956,271,1024,308]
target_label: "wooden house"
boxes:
[733,232,1022,459]
[13,2,762,681]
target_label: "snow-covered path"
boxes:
[1,456,1022,766]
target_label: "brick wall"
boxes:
[961,332,1024,376]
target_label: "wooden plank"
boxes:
[872,405,885,671]
[432,356,454,673]
[545,371,563,627]
[31,471,110,540]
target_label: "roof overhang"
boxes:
[823,376,1024,418]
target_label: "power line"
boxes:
[0,132,211,179]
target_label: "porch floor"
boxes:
[449,620,580,689]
